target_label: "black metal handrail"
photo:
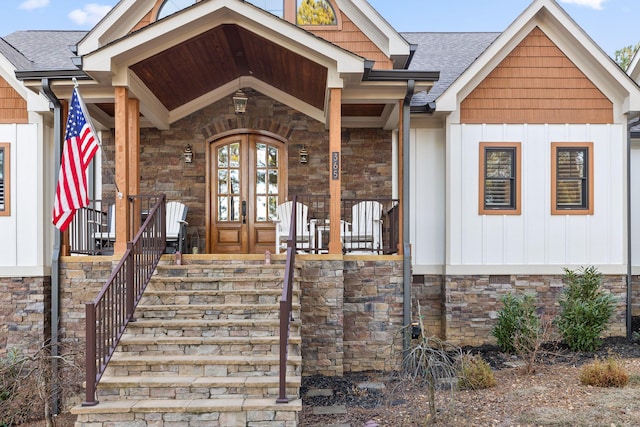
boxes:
[277,196,297,403]
[82,194,166,406]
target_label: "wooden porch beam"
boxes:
[128,97,141,233]
[328,88,342,255]
[114,86,130,254]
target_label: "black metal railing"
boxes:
[82,194,166,406]
[69,200,113,255]
[277,196,297,404]
[289,195,399,254]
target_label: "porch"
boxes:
[66,195,400,257]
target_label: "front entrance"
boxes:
[208,132,286,254]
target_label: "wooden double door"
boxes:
[209,133,286,254]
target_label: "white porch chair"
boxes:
[343,200,383,253]
[273,201,316,253]
[166,201,189,253]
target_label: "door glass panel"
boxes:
[256,196,267,221]
[268,196,278,221]
[218,170,228,193]
[268,146,278,167]
[268,170,278,194]
[231,196,240,221]
[217,142,241,222]
[218,197,228,221]
[254,142,280,223]
[230,169,240,193]
[218,146,228,167]
[229,143,240,167]
[256,170,266,194]
[256,143,266,167]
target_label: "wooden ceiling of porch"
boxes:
[129,24,328,112]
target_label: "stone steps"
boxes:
[104,354,302,377]
[96,375,302,400]
[139,289,299,305]
[72,398,302,427]
[122,318,302,337]
[72,258,302,426]
[135,303,300,320]
[117,334,301,356]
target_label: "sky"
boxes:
[0,0,636,59]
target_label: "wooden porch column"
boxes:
[127,98,141,232]
[397,100,404,256]
[114,86,130,254]
[328,88,342,254]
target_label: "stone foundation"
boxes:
[298,255,404,376]
[413,273,628,347]
[0,275,50,355]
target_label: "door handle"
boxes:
[242,200,247,224]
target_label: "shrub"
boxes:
[492,292,540,354]
[457,353,496,390]
[555,266,616,352]
[580,356,629,387]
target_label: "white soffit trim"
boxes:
[79,0,157,55]
[0,56,29,101]
[168,76,325,124]
[335,0,410,59]
[82,0,364,77]
[437,0,640,114]
[628,49,640,83]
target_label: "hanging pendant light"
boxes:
[233,89,248,114]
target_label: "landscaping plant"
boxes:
[580,356,629,387]
[457,353,496,390]
[386,301,463,424]
[555,266,616,352]
[491,292,540,354]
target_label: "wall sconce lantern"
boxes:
[233,89,248,114]
[299,145,308,164]
[183,144,193,163]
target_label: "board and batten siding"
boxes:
[447,123,625,274]
[0,124,43,274]
[630,141,640,273]
[409,127,446,273]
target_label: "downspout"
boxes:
[41,78,62,415]
[627,118,637,339]
[403,80,415,352]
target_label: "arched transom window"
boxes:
[157,0,337,26]
[157,0,196,20]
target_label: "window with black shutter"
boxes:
[479,142,521,215]
[551,142,593,215]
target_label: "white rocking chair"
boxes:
[165,201,188,253]
[343,200,383,253]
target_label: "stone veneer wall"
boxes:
[298,256,404,376]
[0,276,51,355]
[441,274,627,346]
[632,275,640,317]
[298,257,345,377]
[99,91,393,252]
[57,257,115,364]
[343,257,404,372]
[411,274,445,338]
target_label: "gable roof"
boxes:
[437,0,640,117]
[3,31,85,72]
[402,32,499,106]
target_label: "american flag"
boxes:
[52,87,100,231]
